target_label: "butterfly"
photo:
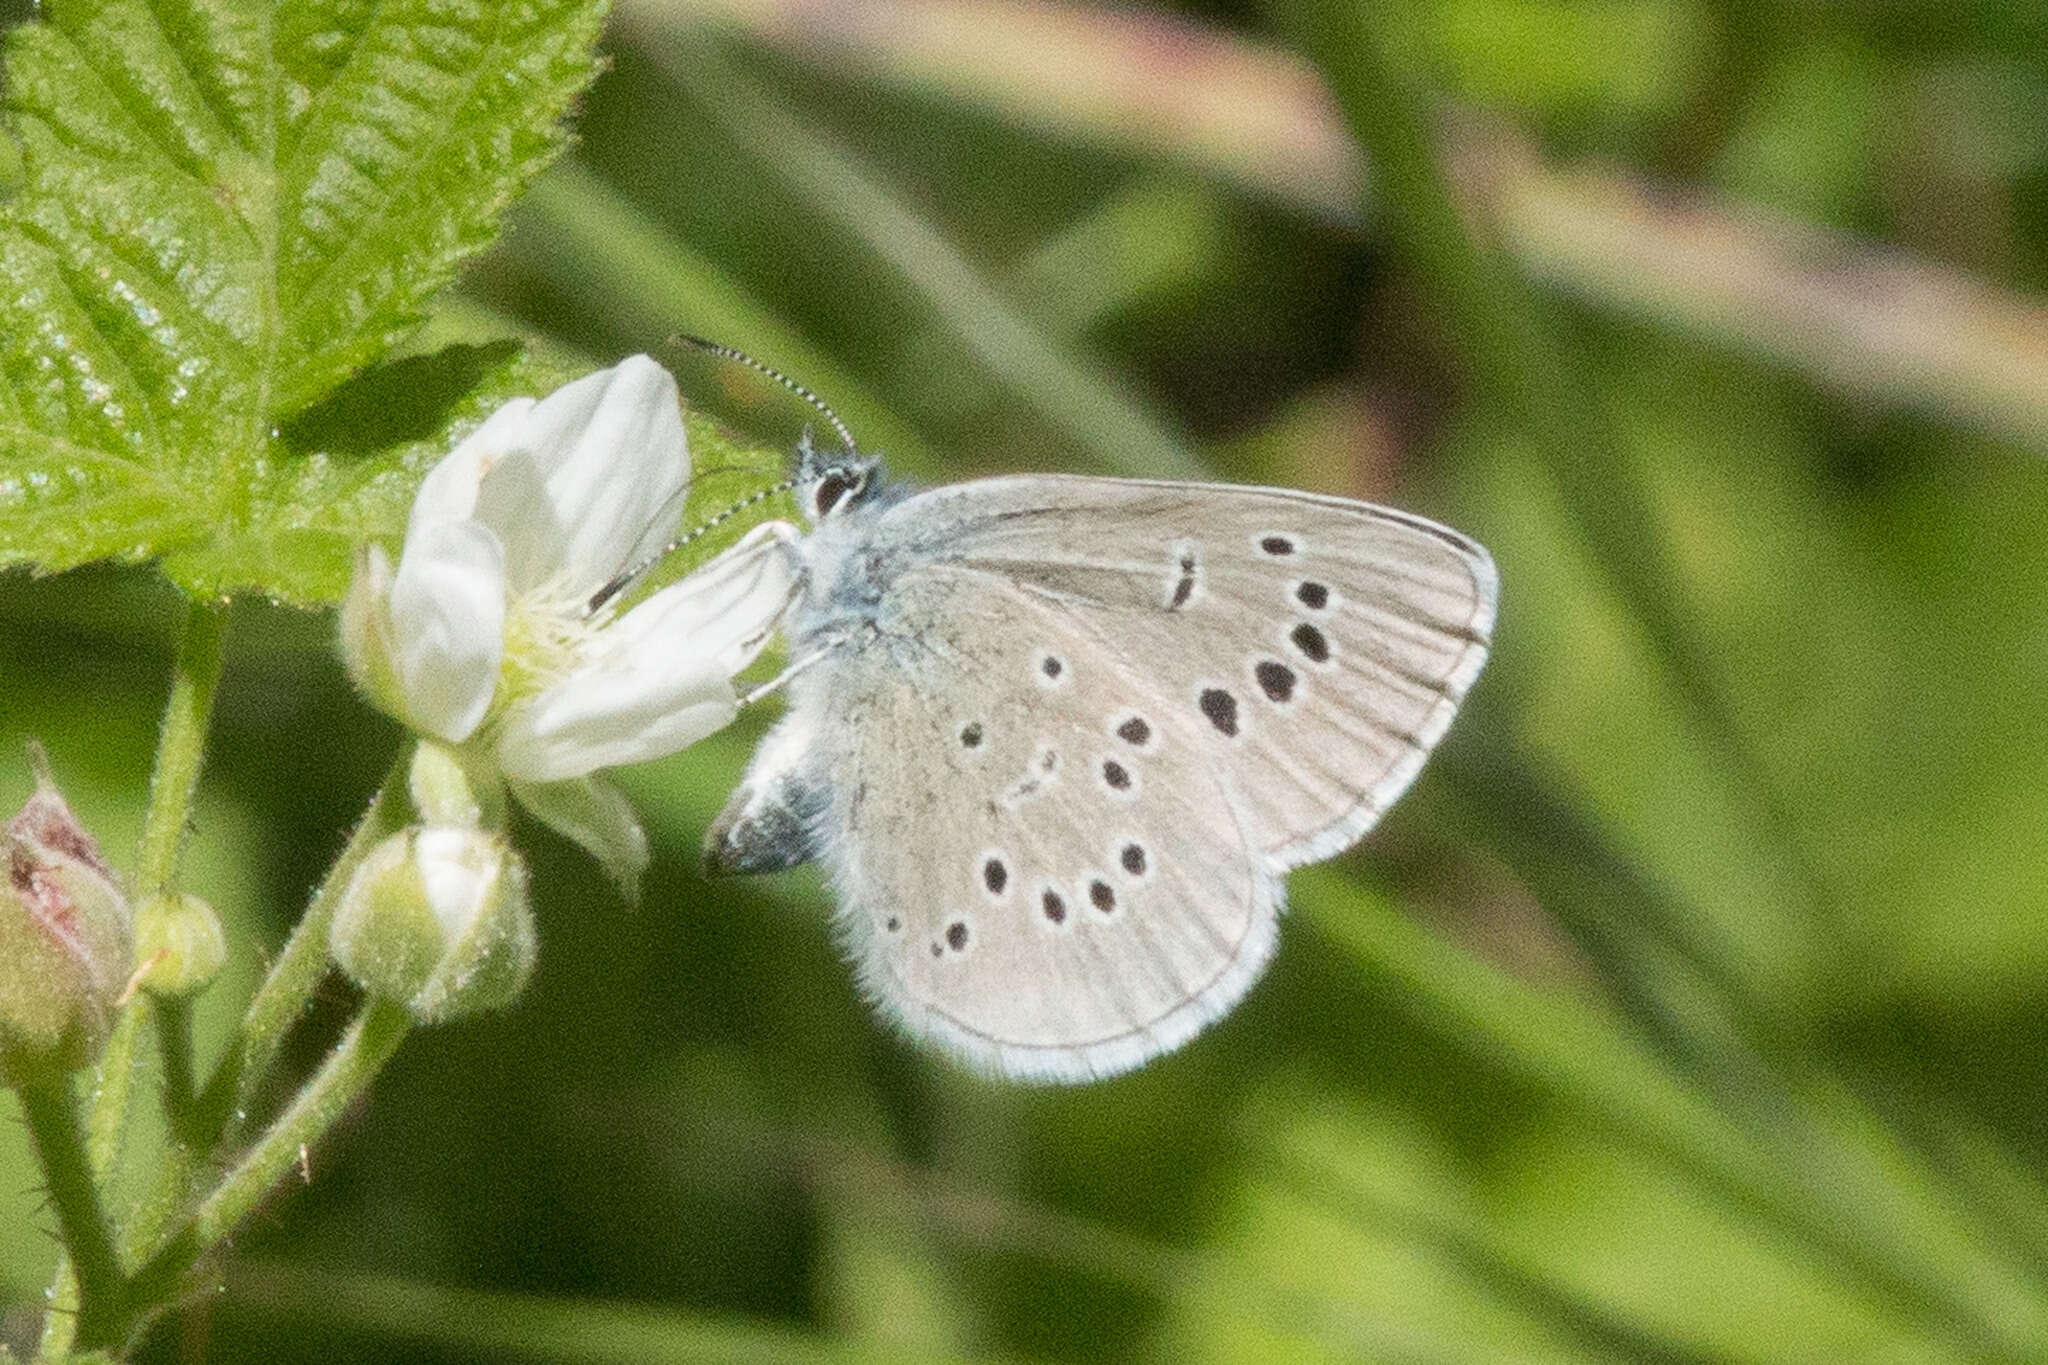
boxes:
[700,419,1496,1083]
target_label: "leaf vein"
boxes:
[144,0,260,160]
[283,6,537,326]
[46,11,215,196]
[4,223,170,456]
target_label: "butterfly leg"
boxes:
[735,645,833,710]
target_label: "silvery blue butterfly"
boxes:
[697,379,1496,1083]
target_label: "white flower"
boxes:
[342,356,798,894]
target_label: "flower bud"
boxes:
[131,891,227,998]
[1,746,132,1076]
[339,543,411,725]
[329,827,533,1023]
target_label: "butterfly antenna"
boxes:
[587,474,801,615]
[673,334,858,455]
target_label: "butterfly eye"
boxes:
[813,473,851,518]
[813,467,868,518]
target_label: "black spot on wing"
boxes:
[1255,660,1296,703]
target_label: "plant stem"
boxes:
[133,999,414,1312]
[16,1072,127,1349]
[205,997,412,1242]
[137,603,226,894]
[198,760,411,1141]
[136,602,227,1136]
[38,996,148,1359]
[40,607,227,1355]
[157,995,199,1142]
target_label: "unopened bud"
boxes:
[339,543,411,728]
[132,891,227,998]
[329,827,533,1023]
[1,746,132,1076]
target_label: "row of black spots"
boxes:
[1036,882,1115,924]
[1258,533,1297,556]
[1200,650,1311,734]
[1034,649,1069,687]
[1295,580,1330,611]
[932,917,973,957]
[1038,868,1132,926]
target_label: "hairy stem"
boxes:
[136,603,228,1142]
[136,603,227,895]
[197,760,410,1141]
[16,1071,127,1350]
[134,999,414,1312]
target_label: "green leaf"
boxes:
[0,0,609,603]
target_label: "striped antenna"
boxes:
[587,474,800,615]
[673,334,857,455]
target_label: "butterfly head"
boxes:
[795,430,885,524]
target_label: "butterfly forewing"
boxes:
[889,475,1498,867]
[815,566,1279,1081]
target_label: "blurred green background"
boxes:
[7,0,2048,1359]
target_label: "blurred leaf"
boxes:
[0,0,608,602]
[1715,38,1883,226]
[1418,0,1704,122]
[221,1258,999,1363]
[621,25,1205,480]
[505,163,933,467]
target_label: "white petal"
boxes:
[406,397,535,544]
[492,521,799,782]
[470,449,559,598]
[601,521,801,676]
[494,664,738,784]
[508,776,650,902]
[476,356,690,594]
[388,520,507,742]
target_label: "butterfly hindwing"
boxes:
[794,565,1280,1081]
